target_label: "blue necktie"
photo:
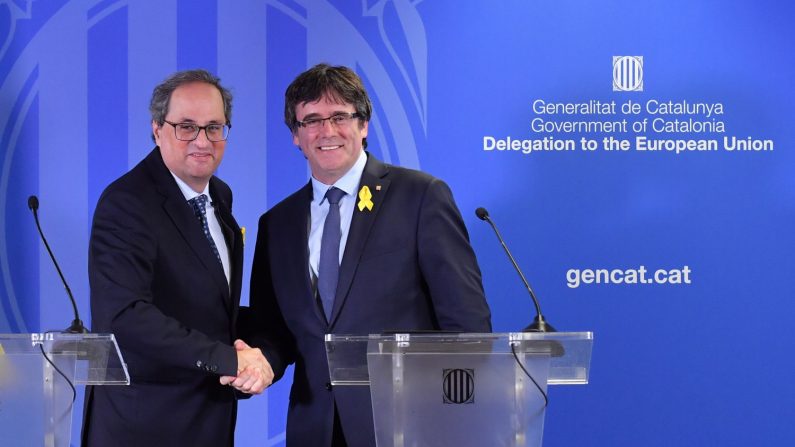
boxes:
[188,194,222,265]
[318,187,345,320]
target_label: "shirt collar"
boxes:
[311,150,367,204]
[171,173,211,202]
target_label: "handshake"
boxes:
[219,339,274,395]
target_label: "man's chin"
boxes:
[188,156,219,169]
[186,169,216,183]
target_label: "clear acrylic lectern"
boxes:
[0,333,129,447]
[326,332,592,447]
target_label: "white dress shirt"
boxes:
[171,173,231,286]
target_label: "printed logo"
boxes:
[613,56,644,91]
[443,368,475,404]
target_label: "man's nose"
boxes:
[193,129,212,147]
[318,118,337,136]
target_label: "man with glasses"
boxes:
[82,69,272,447]
[238,63,492,447]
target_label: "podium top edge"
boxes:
[324,331,593,342]
[0,333,117,340]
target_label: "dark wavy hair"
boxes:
[284,63,372,147]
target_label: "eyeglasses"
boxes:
[164,120,231,142]
[295,113,360,130]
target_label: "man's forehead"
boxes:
[167,82,225,118]
[172,81,218,94]
[299,91,353,109]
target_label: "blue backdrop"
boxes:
[2,1,793,446]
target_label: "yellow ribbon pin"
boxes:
[241,227,246,244]
[358,185,374,211]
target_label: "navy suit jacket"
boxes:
[246,153,492,447]
[82,148,244,447]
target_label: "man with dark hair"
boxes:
[240,63,492,446]
[82,69,272,447]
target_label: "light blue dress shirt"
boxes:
[308,150,368,287]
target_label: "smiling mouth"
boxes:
[319,145,342,151]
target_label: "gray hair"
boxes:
[149,69,232,141]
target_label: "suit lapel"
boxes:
[287,182,329,326]
[210,180,242,314]
[296,181,328,326]
[329,155,390,327]
[145,149,232,313]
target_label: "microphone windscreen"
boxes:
[28,195,39,211]
[475,207,489,220]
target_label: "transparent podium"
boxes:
[326,332,592,447]
[0,333,129,447]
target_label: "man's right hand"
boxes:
[219,339,274,394]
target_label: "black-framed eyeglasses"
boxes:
[295,113,360,130]
[164,120,231,142]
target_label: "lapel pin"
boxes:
[358,185,374,211]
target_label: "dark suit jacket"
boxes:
[247,153,492,447]
[82,148,244,447]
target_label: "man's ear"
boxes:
[152,121,161,144]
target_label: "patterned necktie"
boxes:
[188,194,222,265]
[318,187,345,320]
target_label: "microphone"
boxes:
[28,195,88,333]
[476,207,555,332]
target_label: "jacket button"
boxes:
[196,360,203,368]
[211,365,218,372]
[325,382,332,391]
